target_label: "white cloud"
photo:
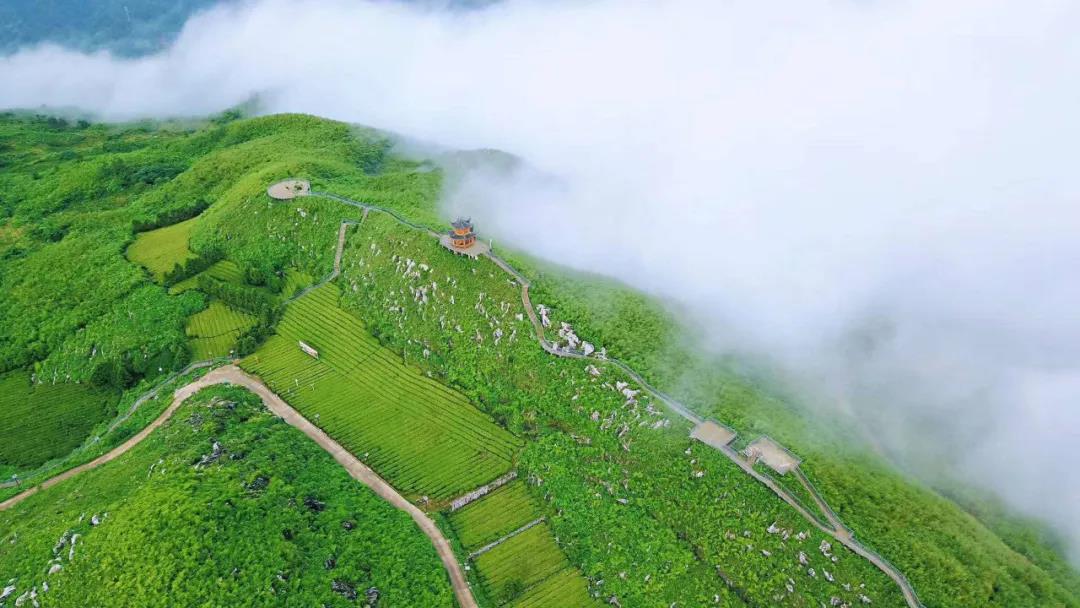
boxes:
[3,0,1080,560]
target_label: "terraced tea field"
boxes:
[126,217,199,282]
[185,300,256,360]
[241,283,521,501]
[0,371,116,468]
[474,524,585,605]
[449,482,541,550]
[449,481,594,606]
[281,268,314,298]
[508,568,594,608]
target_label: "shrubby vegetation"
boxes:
[0,385,456,606]
[161,243,223,286]
[169,259,244,293]
[0,110,1076,608]
[523,260,1080,607]
[335,213,907,606]
[0,112,395,464]
[0,365,213,503]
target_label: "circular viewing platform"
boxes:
[439,234,490,259]
[267,179,311,200]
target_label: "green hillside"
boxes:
[0,110,1076,607]
[0,385,456,607]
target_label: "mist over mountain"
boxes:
[2,0,1079,565]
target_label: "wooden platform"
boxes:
[690,420,737,449]
[745,436,801,475]
[439,234,490,259]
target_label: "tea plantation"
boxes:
[449,481,593,606]
[0,371,116,468]
[242,283,521,502]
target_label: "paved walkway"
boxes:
[0,366,478,608]
[793,468,851,537]
[722,447,919,607]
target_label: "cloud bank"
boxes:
[3,0,1079,559]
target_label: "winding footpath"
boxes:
[0,366,479,608]
[494,247,923,607]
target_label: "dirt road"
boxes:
[0,365,478,608]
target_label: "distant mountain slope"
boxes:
[0,0,499,57]
[0,0,220,57]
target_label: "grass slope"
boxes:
[338,212,909,607]
[524,261,1080,607]
[0,385,456,607]
[126,215,198,281]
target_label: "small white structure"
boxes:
[745,436,801,475]
[298,340,319,359]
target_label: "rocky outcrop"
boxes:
[331,579,357,601]
[194,441,224,469]
[448,472,517,511]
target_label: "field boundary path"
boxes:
[303,185,924,608]
[0,365,479,608]
[467,517,546,559]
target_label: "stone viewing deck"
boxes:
[267,178,311,200]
